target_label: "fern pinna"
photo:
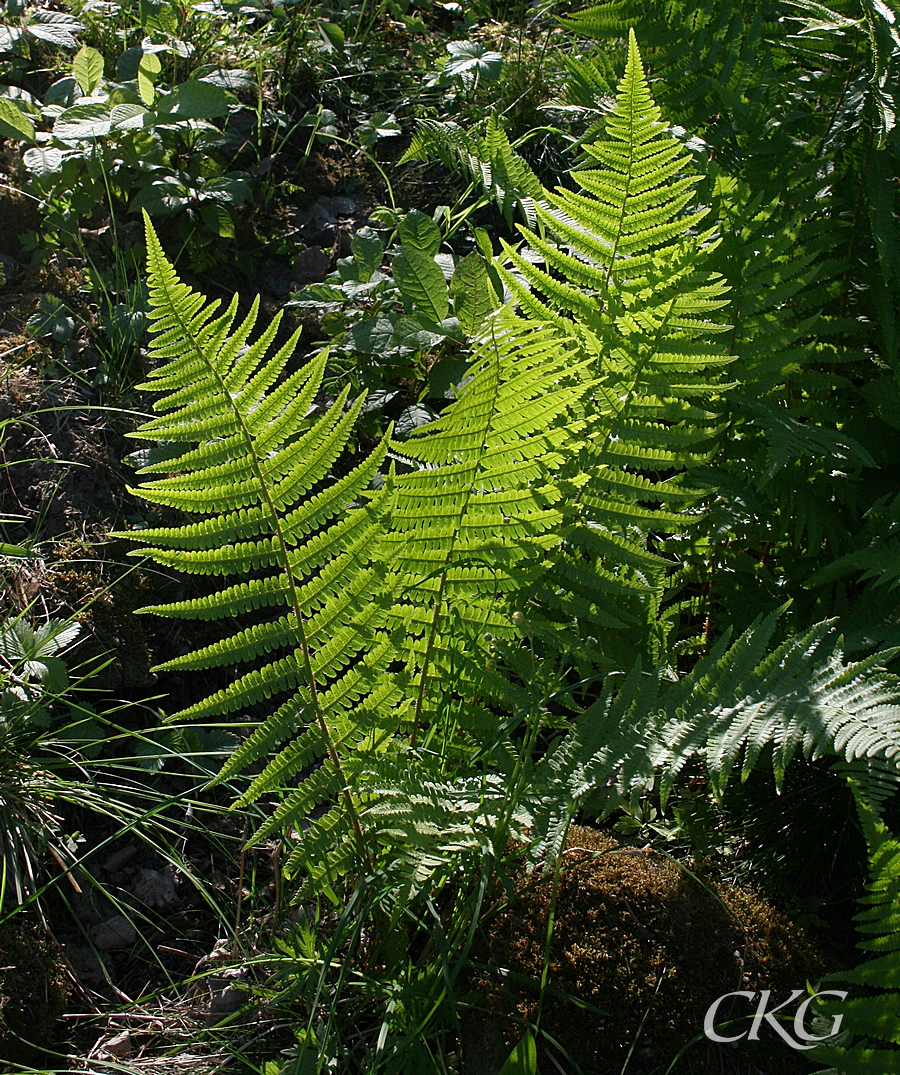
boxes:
[810,784,900,1074]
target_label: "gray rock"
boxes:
[100,1031,131,1059]
[292,246,331,286]
[102,845,138,873]
[90,915,136,951]
[131,868,178,910]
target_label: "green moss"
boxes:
[0,917,69,1068]
[470,827,839,1075]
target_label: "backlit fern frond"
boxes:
[382,307,591,746]
[115,214,400,879]
[495,29,732,669]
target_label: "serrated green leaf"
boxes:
[392,247,449,323]
[0,98,35,143]
[398,209,442,255]
[72,45,104,95]
[450,251,498,335]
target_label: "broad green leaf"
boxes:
[398,209,442,255]
[351,228,384,281]
[392,247,449,323]
[445,39,503,89]
[196,67,254,91]
[138,51,161,106]
[26,655,69,693]
[157,79,232,119]
[450,252,499,335]
[117,46,143,81]
[393,314,446,352]
[110,102,148,129]
[130,175,192,214]
[53,102,112,140]
[0,543,35,557]
[201,202,235,237]
[395,403,438,437]
[200,174,251,205]
[428,353,470,398]
[44,76,80,106]
[348,316,398,355]
[0,99,35,143]
[317,20,344,51]
[72,45,104,95]
[356,111,401,148]
[498,1032,539,1075]
[23,146,63,176]
[27,10,83,49]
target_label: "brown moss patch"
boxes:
[469,826,839,1075]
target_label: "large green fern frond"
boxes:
[115,214,403,877]
[493,30,732,669]
[528,607,900,863]
[810,785,900,1073]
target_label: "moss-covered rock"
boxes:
[469,826,839,1075]
[0,916,69,1068]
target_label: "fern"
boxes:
[492,29,732,669]
[115,219,400,881]
[526,606,900,864]
[810,785,900,1073]
[120,205,592,889]
[401,114,543,227]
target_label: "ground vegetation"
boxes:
[0,1,899,1073]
